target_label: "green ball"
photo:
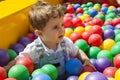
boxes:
[88,46,101,59]
[74,39,89,52]
[81,4,87,8]
[7,49,17,61]
[106,13,116,19]
[41,64,58,80]
[111,44,120,57]
[8,64,29,80]
[115,33,120,42]
[87,2,93,7]
[62,6,66,13]
[31,68,47,77]
[94,3,101,8]
[106,9,114,14]
[97,50,113,63]
[102,26,108,31]
[114,30,120,36]
[95,14,105,22]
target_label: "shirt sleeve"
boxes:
[64,37,79,57]
[15,42,40,64]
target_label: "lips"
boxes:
[59,35,64,38]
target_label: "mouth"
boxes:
[58,35,64,38]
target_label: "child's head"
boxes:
[29,1,65,44]
[29,0,64,30]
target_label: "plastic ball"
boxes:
[103,67,117,78]
[18,36,32,47]
[72,17,82,28]
[62,5,66,13]
[87,2,93,7]
[94,14,105,22]
[88,34,103,46]
[104,20,112,25]
[73,3,80,10]
[88,46,101,59]
[66,76,78,80]
[78,72,90,80]
[8,64,29,80]
[0,66,7,80]
[7,49,17,61]
[90,59,97,67]
[106,25,114,30]
[27,33,34,41]
[69,32,82,43]
[32,74,51,80]
[100,6,108,14]
[92,18,103,26]
[114,54,120,68]
[111,43,120,56]
[65,58,83,75]
[114,30,120,36]
[90,25,102,36]
[64,16,72,28]
[31,68,47,77]
[102,3,109,7]
[0,49,9,66]
[97,50,113,63]
[65,28,73,37]
[82,31,92,42]
[41,64,58,80]
[95,57,112,72]
[89,9,98,17]
[66,4,74,13]
[16,57,34,74]
[76,7,84,14]
[74,26,85,34]
[74,39,89,52]
[115,24,120,30]
[115,34,120,42]
[11,43,25,54]
[85,25,92,32]
[115,68,120,80]
[4,78,16,80]
[112,18,120,26]
[103,29,115,39]
[108,77,115,80]
[85,72,108,80]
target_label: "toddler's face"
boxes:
[40,17,65,43]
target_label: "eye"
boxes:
[53,25,58,29]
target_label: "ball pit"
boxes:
[66,76,78,80]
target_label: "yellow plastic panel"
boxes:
[0,0,37,49]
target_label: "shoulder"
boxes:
[63,37,73,44]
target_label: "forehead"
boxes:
[46,17,64,26]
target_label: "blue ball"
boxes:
[73,4,81,10]
[67,76,78,80]
[100,7,108,14]
[65,58,83,75]
[32,74,51,80]
[89,9,98,17]
[103,29,115,39]
[106,25,114,30]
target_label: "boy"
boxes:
[4,0,96,79]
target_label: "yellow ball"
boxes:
[65,28,73,37]
[102,39,115,51]
[108,6,116,10]
[108,78,115,80]
[74,26,85,34]
[115,68,120,80]
[78,72,90,80]
[93,6,100,11]
[85,25,92,31]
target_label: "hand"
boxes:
[83,59,97,71]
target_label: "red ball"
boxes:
[112,18,120,26]
[76,7,84,14]
[104,20,112,26]
[0,66,7,80]
[4,78,16,80]
[64,13,74,17]
[103,67,117,78]
[102,3,109,7]
[82,65,96,72]
[27,33,34,41]
[82,31,92,42]
[66,4,74,13]
[92,18,103,26]
[90,25,103,36]
[72,17,82,28]
[16,57,34,74]
[84,17,93,23]
[114,54,120,68]
[69,32,82,43]
[88,34,103,46]
[64,16,72,28]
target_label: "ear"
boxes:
[34,29,42,36]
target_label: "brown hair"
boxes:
[29,0,64,30]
